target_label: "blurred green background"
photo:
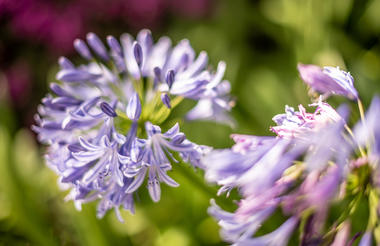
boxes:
[1,0,380,245]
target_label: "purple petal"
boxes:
[298,64,358,100]
[161,93,171,109]
[50,83,71,97]
[74,39,93,60]
[72,150,104,163]
[240,217,298,245]
[165,70,175,88]
[56,69,101,82]
[163,123,179,138]
[171,133,186,144]
[145,122,162,137]
[86,33,109,61]
[125,168,147,193]
[148,170,161,202]
[100,102,117,117]
[126,93,141,120]
[107,35,122,57]
[133,42,143,67]
[51,97,81,107]
[323,66,358,100]
[154,67,161,78]
[67,143,86,153]
[157,167,179,187]
[78,137,100,151]
[58,56,75,69]
[178,51,208,79]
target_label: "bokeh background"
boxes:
[1,0,380,245]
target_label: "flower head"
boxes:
[202,64,380,245]
[33,30,231,221]
[204,105,351,244]
[270,100,343,139]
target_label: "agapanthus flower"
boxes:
[270,99,343,138]
[33,29,232,221]
[297,63,358,100]
[204,65,380,245]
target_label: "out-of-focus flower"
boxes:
[8,0,84,53]
[270,100,343,138]
[204,115,349,244]
[203,64,380,245]
[236,217,298,246]
[169,0,213,18]
[354,96,380,163]
[297,64,358,100]
[33,30,231,221]
[4,61,32,106]
[1,0,215,54]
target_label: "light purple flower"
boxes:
[121,122,208,202]
[297,64,358,100]
[208,199,278,244]
[271,100,344,139]
[33,30,231,221]
[203,102,352,245]
[354,96,380,163]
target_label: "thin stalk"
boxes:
[357,99,366,123]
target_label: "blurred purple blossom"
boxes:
[201,65,374,244]
[298,64,358,100]
[1,0,214,54]
[4,61,32,106]
[270,101,343,139]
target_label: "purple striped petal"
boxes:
[56,69,101,82]
[126,93,141,120]
[161,93,171,109]
[157,167,179,187]
[125,168,147,193]
[148,170,161,202]
[165,70,175,88]
[100,102,117,117]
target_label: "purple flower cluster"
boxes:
[33,30,232,221]
[204,64,379,245]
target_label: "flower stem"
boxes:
[357,99,366,123]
